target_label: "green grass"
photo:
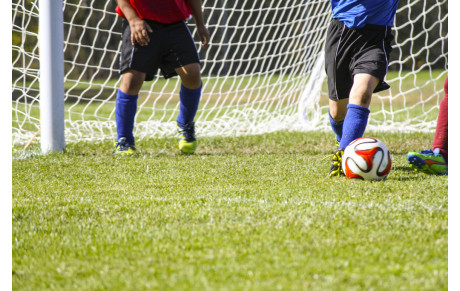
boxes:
[13,130,447,290]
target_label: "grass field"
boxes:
[13,130,448,290]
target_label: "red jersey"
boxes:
[116,0,192,24]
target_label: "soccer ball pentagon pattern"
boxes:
[342,137,392,181]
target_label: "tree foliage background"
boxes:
[12,0,448,82]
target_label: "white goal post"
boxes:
[38,0,65,153]
[12,0,448,150]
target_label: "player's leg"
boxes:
[325,19,348,147]
[159,21,203,154]
[175,63,202,154]
[327,75,378,177]
[114,18,158,155]
[329,98,348,146]
[176,62,202,126]
[338,73,379,149]
[327,97,349,178]
[433,76,448,162]
[120,69,146,95]
[338,24,393,154]
[113,69,146,155]
[326,20,392,177]
[324,19,353,176]
[407,76,448,175]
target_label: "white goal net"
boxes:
[12,0,448,147]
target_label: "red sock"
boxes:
[433,76,448,164]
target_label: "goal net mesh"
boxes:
[12,0,448,146]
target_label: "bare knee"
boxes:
[349,84,373,107]
[176,63,202,89]
[120,69,146,95]
[349,74,380,108]
[329,99,348,121]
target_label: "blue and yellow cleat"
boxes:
[113,137,136,155]
[407,148,447,175]
[177,122,197,154]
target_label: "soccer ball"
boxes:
[342,137,392,181]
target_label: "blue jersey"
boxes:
[330,0,400,29]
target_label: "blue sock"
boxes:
[177,84,202,127]
[329,110,344,143]
[339,104,370,149]
[115,89,138,144]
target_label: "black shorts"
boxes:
[119,19,200,81]
[325,19,394,101]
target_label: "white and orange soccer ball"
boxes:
[342,137,392,181]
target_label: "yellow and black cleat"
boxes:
[328,148,344,177]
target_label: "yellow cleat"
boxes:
[328,148,344,177]
[113,137,136,155]
[177,122,197,154]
